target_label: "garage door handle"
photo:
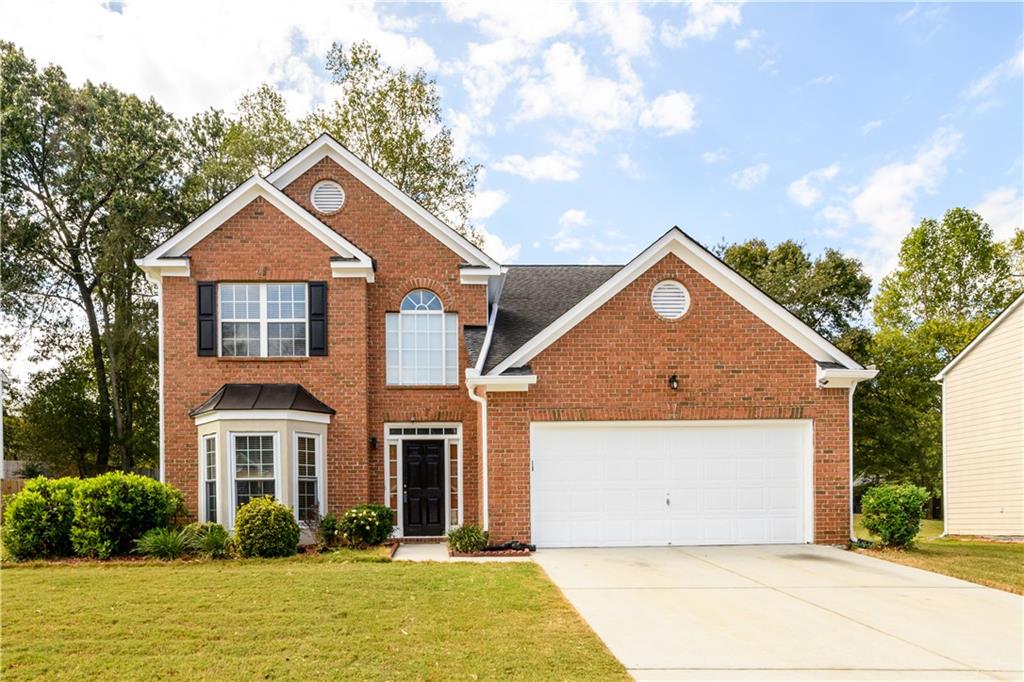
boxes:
[666,493,670,507]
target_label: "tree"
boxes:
[856,209,1024,503]
[1,42,179,471]
[302,41,480,242]
[717,239,873,361]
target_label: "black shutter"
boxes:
[197,282,217,356]
[308,282,327,356]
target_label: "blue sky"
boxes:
[2,2,1022,379]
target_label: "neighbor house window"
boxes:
[295,434,321,523]
[220,283,306,357]
[202,434,217,523]
[232,433,276,509]
[385,289,458,385]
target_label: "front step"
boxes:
[397,536,447,544]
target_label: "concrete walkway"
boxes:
[392,542,531,563]
[533,545,1024,680]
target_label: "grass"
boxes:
[853,513,1024,595]
[0,555,627,681]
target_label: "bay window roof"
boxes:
[189,383,335,417]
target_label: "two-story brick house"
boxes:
[138,134,876,547]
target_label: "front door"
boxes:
[403,440,445,536]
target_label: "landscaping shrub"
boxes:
[185,522,232,559]
[134,527,194,560]
[233,497,299,558]
[317,512,341,550]
[71,472,186,559]
[861,483,931,548]
[339,504,394,547]
[446,524,488,554]
[1,477,79,560]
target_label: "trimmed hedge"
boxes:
[1,473,185,561]
[861,483,931,548]
[447,524,488,554]
[339,504,394,547]
[233,497,299,558]
[1,477,78,560]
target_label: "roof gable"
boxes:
[485,227,863,375]
[137,176,374,281]
[267,134,500,274]
[935,292,1024,380]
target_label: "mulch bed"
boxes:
[448,548,532,558]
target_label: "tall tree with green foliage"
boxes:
[856,209,1023,501]
[302,41,480,242]
[717,239,873,361]
[1,41,179,471]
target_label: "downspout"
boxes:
[466,383,489,532]
[848,384,855,543]
[940,379,947,537]
[156,277,166,483]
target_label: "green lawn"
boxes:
[1,557,627,681]
[853,513,1024,595]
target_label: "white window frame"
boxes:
[218,283,308,358]
[292,432,326,526]
[386,291,458,386]
[383,422,463,537]
[228,431,281,529]
[199,433,218,524]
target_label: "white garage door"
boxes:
[530,421,813,547]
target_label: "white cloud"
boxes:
[661,0,743,47]
[638,90,697,136]
[493,153,581,182]
[964,48,1024,99]
[517,42,642,132]
[975,186,1023,241]
[817,205,853,231]
[730,163,770,190]
[478,225,521,263]
[702,150,728,164]
[553,209,589,252]
[808,74,835,86]
[445,1,580,44]
[616,153,643,179]
[470,188,509,222]
[861,119,883,135]
[0,0,437,118]
[588,3,654,57]
[787,162,840,208]
[734,37,751,51]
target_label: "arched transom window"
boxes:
[386,289,458,385]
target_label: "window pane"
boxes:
[268,322,306,357]
[221,322,260,356]
[220,284,259,320]
[205,481,217,523]
[268,284,305,320]
[236,480,275,508]
[400,289,442,311]
[235,435,275,478]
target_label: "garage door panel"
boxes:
[532,421,811,548]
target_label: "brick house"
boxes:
[138,134,876,547]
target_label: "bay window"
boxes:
[386,289,458,385]
[202,434,217,523]
[295,433,322,524]
[232,433,277,509]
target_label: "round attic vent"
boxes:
[651,280,690,320]
[310,180,345,214]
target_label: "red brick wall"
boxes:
[485,252,851,545]
[162,156,488,523]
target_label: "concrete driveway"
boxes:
[533,545,1023,680]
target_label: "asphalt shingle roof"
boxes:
[482,265,622,373]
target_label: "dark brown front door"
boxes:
[403,440,445,536]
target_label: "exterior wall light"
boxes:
[668,374,679,390]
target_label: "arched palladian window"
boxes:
[386,289,458,385]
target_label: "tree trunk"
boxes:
[76,277,111,471]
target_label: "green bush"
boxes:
[1,477,79,560]
[338,504,394,547]
[317,513,341,550]
[446,524,488,554]
[861,483,931,548]
[233,497,299,558]
[71,472,186,558]
[134,527,194,560]
[185,522,232,559]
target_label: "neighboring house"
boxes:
[137,134,876,547]
[935,293,1024,537]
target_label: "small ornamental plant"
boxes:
[861,483,931,548]
[447,524,488,554]
[339,504,394,547]
[233,497,299,558]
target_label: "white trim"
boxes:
[464,369,537,392]
[383,422,463,537]
[193,410,332,426]
[530,420,816,546]
[941,379,948,537]
[460,267,495,286]
[198,432,218,524]
[474,304,499,374]
[228,431,282,529]
[136,176,374,280]
[816,365,878,389]
[266,134,501,274]
[848,385,855,543]
[489,228,863,376]
[934,292,1024,380]
[293,431,326,526]
[157,279,166,483]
